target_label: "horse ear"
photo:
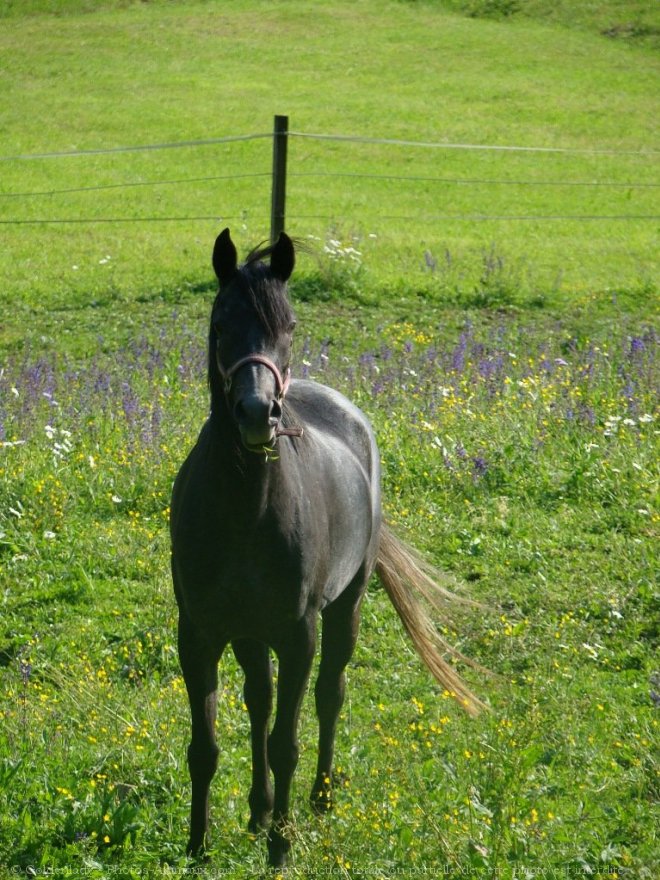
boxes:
[270,232,295,282]
[212,228,238,285]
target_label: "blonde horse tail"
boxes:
[375,522,486,717]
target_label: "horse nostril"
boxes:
[234,395,280,430]
[233,399,246,423]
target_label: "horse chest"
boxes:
[173,491,315,638]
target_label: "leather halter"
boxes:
[216,352,291,400]
[215,351,303,439]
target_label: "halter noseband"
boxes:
[215,352,303,439]
[216,352,291,400]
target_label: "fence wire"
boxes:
[287,130,659,156]
[2,129,657,162]
[0,133,272,162]
[2,170,658,202]
[1,127,657,227]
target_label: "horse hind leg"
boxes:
[177,612,225,857]
[311,579,363,814]
[231,638,274,833]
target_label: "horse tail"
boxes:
[375,523,486,717]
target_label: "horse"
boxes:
[170,228,483,868]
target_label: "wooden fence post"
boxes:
[271,114,289,242]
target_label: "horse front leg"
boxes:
[177,612,225,857]
[231,638,274,832]
[267,618,316,869]
[311,579,363,813]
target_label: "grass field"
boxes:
[0,1,658,878]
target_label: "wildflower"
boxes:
[19,661,32,685]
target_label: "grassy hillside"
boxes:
[3,0,659,46]
[0,0,657,357]
[435,0,660,47]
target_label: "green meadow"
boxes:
[0,1,658,877]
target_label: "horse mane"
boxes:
[238,242,295,340]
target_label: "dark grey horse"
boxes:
[170,229,481,868]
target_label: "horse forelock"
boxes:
[237,258,294,341]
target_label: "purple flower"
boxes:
[451,333,469,372]
[471,456,488,480]
[630,336,645,356]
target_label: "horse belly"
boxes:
[310,450,380,607]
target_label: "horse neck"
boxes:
[208,404,287,519]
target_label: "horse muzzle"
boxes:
[234,392,282,453]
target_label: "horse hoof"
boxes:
[267,848,288,870]
[248,813,271,835]
[267,830,291,870]
[186,839,210,861]
[310,799,333,816]
[310,786,333,815]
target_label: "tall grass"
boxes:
[1,306,657,876]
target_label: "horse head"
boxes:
[209,228,297,453]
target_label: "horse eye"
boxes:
[288,320,297,333]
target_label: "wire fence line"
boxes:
[2,170,658,202]
[0,216,245,225]
[1,129,658,162]
[287,131,659,157]
[0,132,273,163]
[3,213,658,227]
[0,172,273,200]
[1,126,658,227]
